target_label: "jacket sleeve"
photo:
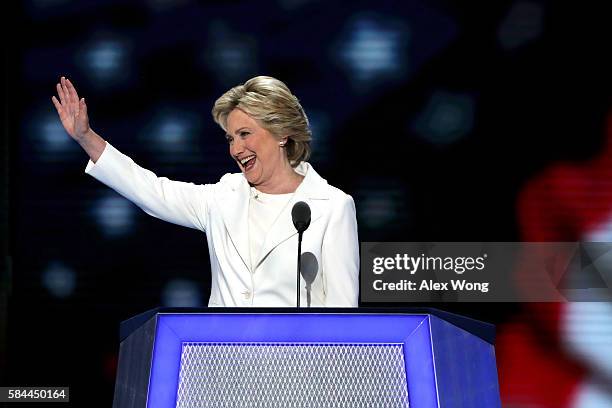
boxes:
[85,143,210,232]
[322,193,360,307]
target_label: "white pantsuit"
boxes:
[85,143,360,307]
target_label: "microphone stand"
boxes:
[291,201,310,309]
[297,231,303,308]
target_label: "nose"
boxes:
[230,137,244,157]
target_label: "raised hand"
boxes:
[51,76,106,162]
[51,76,90,141]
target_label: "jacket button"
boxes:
[241,290,251,300]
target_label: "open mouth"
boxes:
[240,155,256,172]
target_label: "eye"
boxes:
[226,136,234,144]
[239,131,250,138]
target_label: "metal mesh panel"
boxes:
[175,342,409,408]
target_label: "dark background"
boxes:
[2,1,610,406]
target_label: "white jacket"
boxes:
[85,143,359,307]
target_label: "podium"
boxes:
[113,308,500,408]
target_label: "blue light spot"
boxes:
[413,91,475,145]
[42,261,76,298]
[354,179,411,233]
[92,194,135,238]
[156,119,190,151]
[162,279,202,307]
[40,115,72,152]
[335,15,409,89]
[141,110,201,163]
[26,113,79,162]
[359,193,398,229]
[78,38,130,86]
[203,23,258,85]
[498,1,544,50]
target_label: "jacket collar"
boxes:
[216,162,330,271]
[223,162,329,199]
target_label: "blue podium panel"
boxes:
[113,310,500,408]
[429,316,500,408]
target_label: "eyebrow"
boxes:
[233,127,250,135]
[225,127,251,139]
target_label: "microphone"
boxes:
[291,201,311,308]
[291,201,311,233]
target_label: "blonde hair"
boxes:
[212,76,312,167]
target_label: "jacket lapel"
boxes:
[254,163,329,270]
[215,176,251,271]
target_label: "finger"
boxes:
[52,95,70,124]
[61,77,77,116]
[79,97,87,117]
[51,95,63,113]
[66,78,80,105]
[60,77,72,108]
[56,82,67,105]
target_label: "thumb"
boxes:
[79,97,87,115]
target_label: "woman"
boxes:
[52,75,359,307]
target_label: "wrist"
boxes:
[76,128,106,163]
[75,127,94,143]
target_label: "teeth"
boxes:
[240,155,255,165]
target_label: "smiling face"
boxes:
[226,108,290,189]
